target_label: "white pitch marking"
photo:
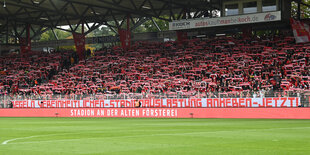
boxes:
[1,133,69,145]
[3,126,310,145]
[0,129,177,145]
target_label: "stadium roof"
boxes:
[0,0,220,38]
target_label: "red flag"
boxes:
[118,29,131,50]
[73,33,86,60]
[290,18,310,43]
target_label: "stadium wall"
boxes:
[0,108,310,119]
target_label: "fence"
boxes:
[1,90,309,108]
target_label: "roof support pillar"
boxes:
[297,0,301,20]
[20,24,31,53]
[118,14,131,50]
[73,21,86,60]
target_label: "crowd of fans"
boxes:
[0,34,310,102]
[0,50,77,99]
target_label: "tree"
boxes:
[291,0,310,19]
[143,17,169,32]
[39,29,71,41]
[87,25,116,37]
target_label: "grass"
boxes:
[0,118,309,155]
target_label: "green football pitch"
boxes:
[0,118,309,155]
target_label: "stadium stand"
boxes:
[0,51,77,99]
[0,34,310,101]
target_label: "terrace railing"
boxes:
[1,90,309,108]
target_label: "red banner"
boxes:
[20,37,31,53]
[12,97,300,108]
[20,24,31,53]
[242,26,252,38]
[73,32,85,60]
[290,18,310,43]
[176,31,187,44]
[1,108,310,119]
[118,29,131,50]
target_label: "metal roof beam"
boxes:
[156,0,219,10]
[0,0,78,17]
[63,0,171,21]
[130,17,150,31]
[151,18,161,31]
[85,23,103,35]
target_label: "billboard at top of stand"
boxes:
[169,11,281,31]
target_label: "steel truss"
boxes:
[0,0,220,43]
